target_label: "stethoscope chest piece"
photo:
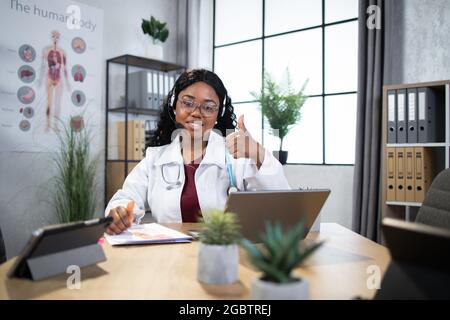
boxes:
[228,186,238,195]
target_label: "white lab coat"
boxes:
[104,130,291,222]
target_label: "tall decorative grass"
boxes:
[52,121,97,223]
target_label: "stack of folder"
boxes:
[386,147,436,203]
[128,70,178,110]
[117,120,146,160]
[387,88,444,143]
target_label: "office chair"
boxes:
[0,226,6,264]
[415,168,450,230]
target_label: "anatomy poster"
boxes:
[0,0,103,151]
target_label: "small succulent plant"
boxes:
[241,219,323,284]
[141,16,169,44]
[199,210,241,245]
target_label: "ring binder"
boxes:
[407,88,418,143]
[397,89,407,143]
[387,90,397,143]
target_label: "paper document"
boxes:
[104,223,193,246]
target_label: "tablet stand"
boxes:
[26,243,106,281]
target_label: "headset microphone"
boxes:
[167,92,184,129]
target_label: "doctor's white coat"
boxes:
[104,130,291,222]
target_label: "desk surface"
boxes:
[0,223,390,300]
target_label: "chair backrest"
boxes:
[415,168,450,229]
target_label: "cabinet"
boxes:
[381,80,450,222]
[105,54,185,206]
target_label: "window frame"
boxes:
[212,0,358,166]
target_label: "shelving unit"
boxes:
[104,54,185,206]
[381,80,450,222]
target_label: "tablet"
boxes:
[225,189,330,242]
[8,216,113,279]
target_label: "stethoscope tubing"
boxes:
[161,145,238,192]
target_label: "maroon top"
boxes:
[180,163,201,222]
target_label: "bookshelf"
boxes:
[104,54,185,206]
[381,80,450,222]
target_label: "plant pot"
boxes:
[197,243,239,285]
[273,150,288,165]
[145,40,163,60]
[251,276,309,300]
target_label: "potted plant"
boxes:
[141,15,169,60]
[240,219,323,300]
[251,70,308,164]
[197,210,241,285]
[52,119,98,223]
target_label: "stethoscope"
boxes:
[161,145,238,195]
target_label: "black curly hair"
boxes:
[149,69,237,147]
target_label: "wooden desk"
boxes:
[0,223,390,300]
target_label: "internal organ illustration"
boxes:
[76,93,81,103]
[72,38,86,52]
[21,87,35,103]
[23,46,33,62]
[74,67,84,82]
[20,69,34,79]
[48,50,62,82]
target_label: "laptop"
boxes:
[224,189,330,242]
[374,218,450,299]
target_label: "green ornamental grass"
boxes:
[52,122,97,223]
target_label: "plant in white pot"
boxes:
[240,219,323,300]
[251,70,308,165]
[141,15,169,60]
[197,210,241,285]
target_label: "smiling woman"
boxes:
[151,69,236,147]
[104,69,291,234]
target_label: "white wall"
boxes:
[283,165,354,229]
[76,0,183,64]
[0,0,183,259]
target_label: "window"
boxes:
[213,0,358,165]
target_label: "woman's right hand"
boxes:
[106,205,134,235]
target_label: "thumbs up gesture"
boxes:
[226,115,265,168]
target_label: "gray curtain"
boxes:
[352,0,385,241]
[0,227,5,263]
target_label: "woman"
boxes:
[105,69,290,235]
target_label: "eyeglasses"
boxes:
[178,97,219,117]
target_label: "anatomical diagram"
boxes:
[38,30,70,132]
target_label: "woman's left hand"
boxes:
[226,114,265,169]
